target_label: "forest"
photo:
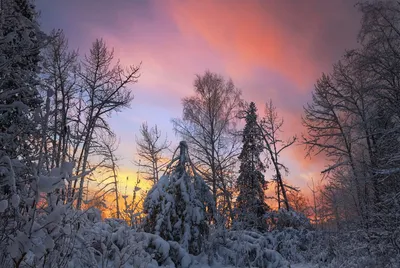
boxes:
[1,0,400,267]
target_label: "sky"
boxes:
[36,0,362,196]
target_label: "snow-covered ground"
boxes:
[291,264,317,268]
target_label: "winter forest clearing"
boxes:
[1,0,400,267]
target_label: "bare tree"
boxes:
[258,100,296,211]
[172,71,242,222]
[286,189,310,217]
[122,174,145,228]
[96,133,121,218]
[135,122,170,185]
[301,50,384,227]
[40,30,79,172]
[73,39,141,209]
[307,178,319,227]
[37,31,80,207]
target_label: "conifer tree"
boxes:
[0,0,44,162]
[142,141,214,255]
[235,102,269,230]
[0,0,46,203]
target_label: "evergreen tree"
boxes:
[0,0,45,162]
[142,141,214,255]
[235,102,269,230]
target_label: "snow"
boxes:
[37,175,65,193]
[10,194,20,208]
[0,200,8,212]
[57,217,293,268]
[44,236,55,250]
[291,264,317,268]
[143,141,214,256]
[63,224,71,236]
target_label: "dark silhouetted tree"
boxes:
[235,102,269,230]
[135,122,170,185]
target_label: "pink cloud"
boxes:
[167,0,360,89]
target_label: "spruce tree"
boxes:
[0,1,58,266]
[142,141,215,255]
[235,102,269,230]
[0,0,44,162]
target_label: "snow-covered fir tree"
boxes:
[0,0,45,163]
[142,141,215,255]
[0,1,69,266]
[235,102,269,231]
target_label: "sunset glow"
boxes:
[36,0,361,199]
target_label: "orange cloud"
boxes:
[166,0,360,90]
[168,0,319,87]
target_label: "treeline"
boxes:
[304,1,400,232]
[300,1,400,264]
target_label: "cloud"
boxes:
[36,0,361,196]
[167,0,360,88]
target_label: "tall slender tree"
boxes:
[259,100,296,211]
[72,39,140,209]
[96,133,121,218]
[39,30,78,173]
[135,122,170,185]
[235,102,269,230]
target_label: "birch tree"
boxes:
[172,71,242,222]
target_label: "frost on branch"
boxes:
[142,141,215,255]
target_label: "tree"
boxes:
[357,0,400,202]
[39,30,79,173]
[302,1,400,244]
[142,141,214,255]
[235,102,269,231]
[259,100,296,211]
[302,70,367,226]
[287,189,310,217]
[121,175,144,228]
[135,122,170,185]
[172,70,242,223]
[307,178,319,227]
[0,0,45,163]
[72,39,141,209]
[96,133,121,218]
[0,1,79,266]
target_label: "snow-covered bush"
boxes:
[142,141,214,255]
[68,217,209,268]
[321,230,400,268]
[270,228,320,264]
[0,157,87,267]
[207,228,289,267]
[267,209,312,231]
